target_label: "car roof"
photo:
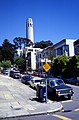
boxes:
[41,78,63,83]
[47,78,62,81]
[32,77,43,80]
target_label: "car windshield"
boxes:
[55,79,64,86]
[24,76,32,79]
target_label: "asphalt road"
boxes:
[3,82,79,120]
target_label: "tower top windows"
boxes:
[26,18,34,44]
[27,18,33,27]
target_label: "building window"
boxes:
[40,62,41,66]
[28,23,29,27]
[75,46,79,55]
[30,23,32,27]
[39,54,41,58]
[57,47,63,55]
[50,50,53,55]
[64,45,69,56]
[28,49,33,51]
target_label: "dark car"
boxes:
[65,78,79,86]
[21,75,33,84]
[40,78,74,99]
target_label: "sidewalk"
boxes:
[0,74,63,119]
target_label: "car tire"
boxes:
[76,83,79,86]
[68,95,71,100]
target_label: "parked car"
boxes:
[21,75,33,84]
[33,71,39,76]
[3,69,10,75]
[9,70,20,79]
[65,77,79,86]
[40,78,74,99]
[29,77,43,89]
[3,69,9,75]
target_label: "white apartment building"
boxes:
[36,39,76,73]
[74,40,79,55]
[36,46,54,72]
[54,39,76,56]
[36,49,43,72]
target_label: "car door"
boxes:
[48,80,55,94]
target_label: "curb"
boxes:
[0,103,63,119]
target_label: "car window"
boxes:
[40,79,46,84]
[49,81,55,87]
[14,71,20,74]
[35,80,40,83]
[55,79,64,86]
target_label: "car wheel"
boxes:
[68,95,71,100]
[76,83,79,86]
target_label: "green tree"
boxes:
[50,55,69,77]
[0,46,2,61]
[34,40,53,49]
[13,37,33,49]
[76,55,79,76]
[1,39,16,63]
[64,55,79,78]
[1,61,11,69]
[14,57,26,71]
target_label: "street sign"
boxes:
[43,62,51,72]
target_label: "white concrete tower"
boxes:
[26,18,34,44]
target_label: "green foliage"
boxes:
[34,40,53,49]
[63,55,79,78]
[51,55,69,77]
[28,67,32,71]
[1,61,11,69]
[13,37,33,49]
[0,46,2,61]
[1,39,16,63]
[50,55,79,78]
[14,57,26,71]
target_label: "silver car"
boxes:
[29,77,43,89]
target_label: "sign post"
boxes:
[42,62,51,103]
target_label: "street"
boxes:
[1,75,79,120]
[53,85,79,120]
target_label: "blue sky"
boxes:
[0,0,79,45]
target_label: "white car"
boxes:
[29,77,43,89]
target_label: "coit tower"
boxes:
[26,18,34,44]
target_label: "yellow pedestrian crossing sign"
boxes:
[43,62,51,72]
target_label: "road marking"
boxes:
[74,108,79,111]
[53,114,72,120]
[61,100,72,103]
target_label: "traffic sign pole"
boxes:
[42,62,51,103]
[45,78,48,103]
